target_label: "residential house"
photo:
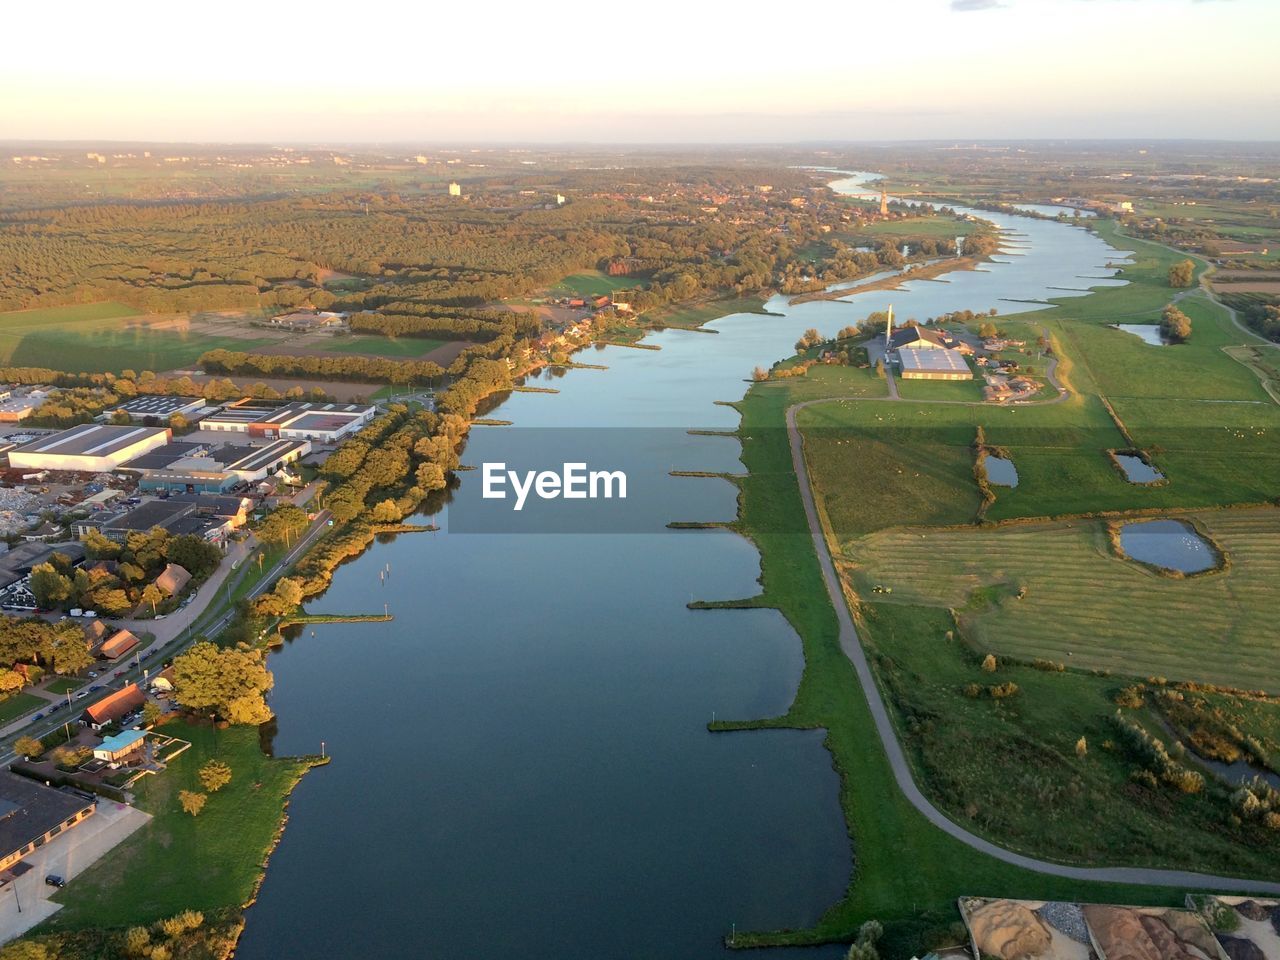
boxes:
[81,684,145,731]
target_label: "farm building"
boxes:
[155,563,191,596]
[0,772,96,873]
[93,729,148,763]
[97,629,141,661]
[202,401,374,443]
[267,311,345,330]
[81,683,145,731]
[888,326,948,351]
[898,348,972,380]
[9,424,171,473]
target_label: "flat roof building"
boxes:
[93,729,148,763]
[98,499,196,543]
[105,396,206,423]
[0,772,96,873]
[202,401,374,443]
[10,424,171,473]
[124,438,310,494]
[898,348,973,380]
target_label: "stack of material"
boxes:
[969,900,1053,960]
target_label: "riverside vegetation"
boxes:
[713,217,1280,954]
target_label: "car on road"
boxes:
[45,875,65,888]
[88,685,102,692]
[49,703,63,713]
[74,692,88,700]
[87,671,98,679]
[32,713,43,721]
[114,670,127,678]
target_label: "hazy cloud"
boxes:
[950,0,1006,10]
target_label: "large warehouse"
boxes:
[9,424,172,472]
[202,401,375,442]
[124,437,311,493]
[898,347,973,381]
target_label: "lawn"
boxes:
[44,721,317,929]
[46,677,87,696]
[0,302,272,373]
[894,376,984,402]
[324,334,448,358]
[0,691,44,724]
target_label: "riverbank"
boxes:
[715,213,1280,951]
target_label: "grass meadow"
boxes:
[0,303,270,373]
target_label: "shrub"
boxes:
[980,653,997,673]
[179,790,207,817]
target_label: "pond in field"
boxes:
[1119,519,1216,573]
[985,454,1019,487]
[1114,324,1167,346]
[1113,452,1165,484]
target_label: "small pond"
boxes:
[1119,519,1216,573]
[1113,452,1165,484]
[985,454,1019,487]
[1114,324,1167,346]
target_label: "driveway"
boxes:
[0,800,150,943]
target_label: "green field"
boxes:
[857,217,978,238]
[719,382,1186,955]
[324,334,448,358]
[44,722,315,929]
[0,302,272,373]
[719,219,1280,951]
[549,271,636,297]
[847,510,1280,691]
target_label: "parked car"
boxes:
[45,876,65,888]
[87,671,98,679]
[32,713,43,721]
[74,692,88,700]
[88,685,102,692]
[113,670,127,678]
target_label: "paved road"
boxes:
[0,508,333,763]
[784,396,1280,894]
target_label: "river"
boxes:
[233,173,1130,959]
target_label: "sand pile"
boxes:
[1082,906,1200,960]
[970,900,1053,960]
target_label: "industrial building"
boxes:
[124,438,310,493]
[0,772,96,873]
[898,347,973,380]
[9,424,171,473]
[201,401,375,443]
[104,395,207,423]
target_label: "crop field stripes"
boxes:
[844,510,1280,692]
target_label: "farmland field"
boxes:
[0,302,273,373]
[845,509,1280,691]
[549,271,640,297]
[322,334,449,358]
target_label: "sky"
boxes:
[3,0,1278,143]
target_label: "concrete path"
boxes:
[784,395,1280,894]
[0,801,149,943]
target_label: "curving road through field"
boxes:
[784,395,1280,894]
